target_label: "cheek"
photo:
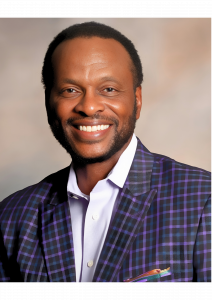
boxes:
[53,101,73,122]
[109,100,134,121]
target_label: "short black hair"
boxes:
[41,21,143,95]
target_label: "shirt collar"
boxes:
[67,133,137,194]
[106,133,137,188]
[67,165,89,200]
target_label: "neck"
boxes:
[73,137,132,195]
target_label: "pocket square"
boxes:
[124,267,171,282]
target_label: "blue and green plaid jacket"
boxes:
[0,138,211,282]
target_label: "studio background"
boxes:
[0,18,210,200]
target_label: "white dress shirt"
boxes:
[67,134,137,282]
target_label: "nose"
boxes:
[74,89,105,116]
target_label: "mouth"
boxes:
[71,123,112,141]
[77,124,110,132]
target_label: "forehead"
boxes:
[51,37,134,80]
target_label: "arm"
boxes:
[0,230,11,281]
[193,196,211,281]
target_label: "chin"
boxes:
[69,149,118,165]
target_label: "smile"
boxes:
[78,125,110,132]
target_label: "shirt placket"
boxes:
[81,194,102,281]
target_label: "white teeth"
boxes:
[91,126,97,132]
[78,125,109,132]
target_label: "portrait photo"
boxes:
[0,18,210,283]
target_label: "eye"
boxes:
[66,88,77,93]
[103,87,116,92]
[59,87,80,98]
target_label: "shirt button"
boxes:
[92,213,99,220]
[87,260,93,267]
[72,196,78,199]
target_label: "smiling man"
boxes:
[0,22,211,282]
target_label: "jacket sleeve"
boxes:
[0,230,11,281]
[0,201,16,282]
[193,195,211,281]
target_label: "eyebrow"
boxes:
[98,76,121,84]
[62,76,121,85]
[62,78,80,85]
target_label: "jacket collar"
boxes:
[39,166,76,281]
[124,137,154,195]
[47,166,70,206]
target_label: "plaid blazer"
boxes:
[0,138,211,282]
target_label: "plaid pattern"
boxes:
[0,138,211,282]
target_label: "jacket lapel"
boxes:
[93,139,157,282]
[40,167,76,282]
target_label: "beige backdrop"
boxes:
[0,18,210,200]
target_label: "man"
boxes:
[0,22,211,282]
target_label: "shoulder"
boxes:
[136,137,210,182]
[150,152,211,208]
[0,166,70,221]
[152,152,210,181]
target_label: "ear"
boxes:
[135,85,142,120]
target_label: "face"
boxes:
[48,37,142,164]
